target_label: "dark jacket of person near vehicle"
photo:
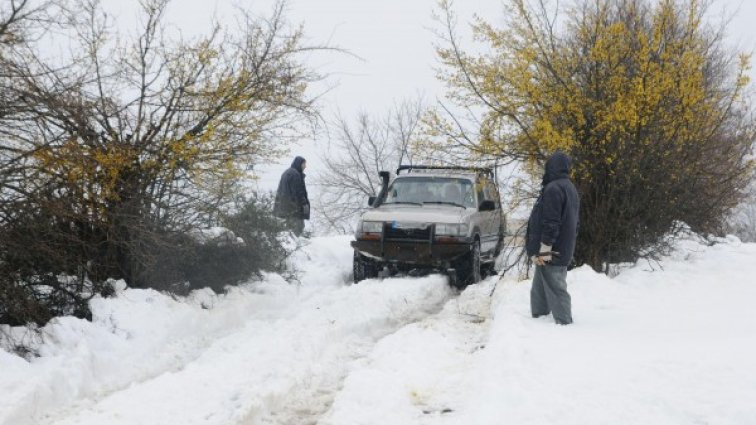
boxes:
[526,152,580,267]
[274,156,310,220]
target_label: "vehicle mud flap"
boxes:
[481,262,496,278]
[353,251,379,283]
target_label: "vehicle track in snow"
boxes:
[246,275,465,425]
[40,274,456,425]
[255,280,474,425]
[316,277,501,425]
[269,276,507,425]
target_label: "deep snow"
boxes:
[322,236,756,425]
[2,234,756,425]
[0,237,453,425]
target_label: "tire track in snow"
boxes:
[253,276,458,425]
[234,275,459,425]
[317,277,500,425]
[4,236,352,425]
[42,275,455,425]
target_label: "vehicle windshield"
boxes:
[384,177,476,208]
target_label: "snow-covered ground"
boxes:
[2,234,756,425]
[323,236,756,425]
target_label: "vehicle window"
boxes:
[385,177,476,208]
[485,182,501,208]
[476,179,486,206]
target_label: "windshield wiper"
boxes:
[423,201,467,209]
[383,201,424,206]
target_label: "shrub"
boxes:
[429,0,755,271]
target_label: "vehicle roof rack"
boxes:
[396,165,494,177]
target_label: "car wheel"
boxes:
[353,251,378,283]
[452,240,482,288]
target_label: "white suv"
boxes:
[351,166,505,287]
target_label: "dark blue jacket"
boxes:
[526,152,580,267]
[274,156,310,219]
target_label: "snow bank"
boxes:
[0,236,453,425]
[323,236,756,425]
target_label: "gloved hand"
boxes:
[534,243,552,266]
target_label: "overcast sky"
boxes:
[101,0,756,191]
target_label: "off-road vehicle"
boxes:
[351,165,506,287]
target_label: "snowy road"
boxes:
[43,278,453,425]
[2,236,457,425]
[2,235,756,425]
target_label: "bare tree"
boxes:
[314,98,424,233]
[0,0,61,45]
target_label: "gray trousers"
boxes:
[531,265,572,324]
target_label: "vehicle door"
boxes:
[485,180,503,255]
[475,176,498,254]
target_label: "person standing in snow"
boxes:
[274,156,310,236]
[526,151,580,325]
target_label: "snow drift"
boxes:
[2,234,756,425]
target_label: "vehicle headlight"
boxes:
[361,221,383,233]
[435,223,468,236]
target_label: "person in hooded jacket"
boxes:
[274,156,310,236]
[526,151,580,325]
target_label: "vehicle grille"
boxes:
[384,224,432,241]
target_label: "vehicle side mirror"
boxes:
[479,200,496,211]
[368,196,377,207]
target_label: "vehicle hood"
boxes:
[360,205,473,225]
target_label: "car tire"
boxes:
[353,251,379,283]
[452,240,481,288]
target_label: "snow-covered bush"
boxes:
[0,199,117,327]
[0,194,293,328]
[130,194,293,295]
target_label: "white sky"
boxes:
[99,0,756,191]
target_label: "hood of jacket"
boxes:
[291,156,306,173]
[542,152,571,186]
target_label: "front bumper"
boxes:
[351,239,471,266]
